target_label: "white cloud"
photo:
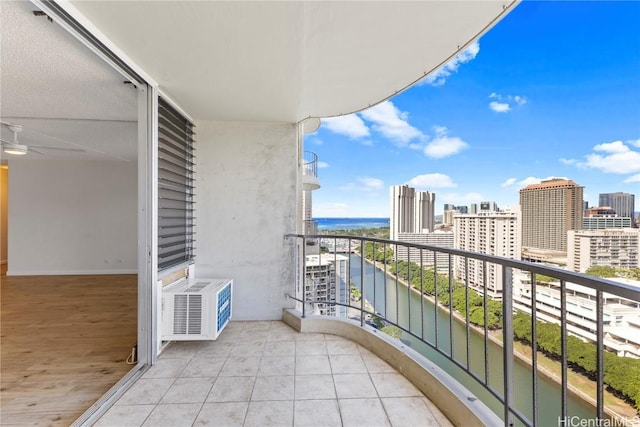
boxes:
[623,173,640,183]
[489,102,510,113]
[559,157,577,165]
[593,140,630,154]
[628,139,640,148]
[488,93,527,113]
[420,41,480,86]
[317,161,329,169]
[340,177,384,192]
[423,126,468,158]
[578,140,640,174]
[358,177,384,190]
[407,173,457,189]
[322,115,370,139]
[359,101,424,146]
[513,96,527,106]
[500,178,517,188]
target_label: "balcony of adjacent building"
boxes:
[302,151,321,192]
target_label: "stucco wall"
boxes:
[194,121,298,320]
[7,159,137,275]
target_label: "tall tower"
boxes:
[390,185,435,240]
[520,178,583,253]
[599,192,635,222]
[453,208,521,300]
[520,179,584,253]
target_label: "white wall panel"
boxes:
[195,121,297,320]
[7,159,137,275]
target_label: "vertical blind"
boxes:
[158,97,196,270]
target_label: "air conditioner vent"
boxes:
[162,278,233,341]
[185,281,211,292]
[187,294,202,334]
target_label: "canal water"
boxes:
[348,254,596,426]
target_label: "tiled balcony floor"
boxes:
[95,321,453,427]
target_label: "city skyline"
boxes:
[306,1,640,217]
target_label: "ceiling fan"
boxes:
[0,121,86,156]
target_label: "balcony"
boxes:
[95,320,455,427]
[302,151,320,191]
[286,235,640,427]
[83,234,640,426]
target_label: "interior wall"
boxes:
[7,159,137,275]
[195,121,298,320]
[1,166,8,264]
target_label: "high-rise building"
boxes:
[390,185,435,240]
[396,231,454,269]
[599,192,635,219]
[457,205,468,214]
[520,178,584,253]
[304,254,349,317]
[443,209,457,227]
[469,203,478,214]
[443,203,456,212]
[479,201,499,212]
[568,229,639,272]
[583,216,632,230]
[453,209,521,300]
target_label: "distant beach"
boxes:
[314,217,390,231]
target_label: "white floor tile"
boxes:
[294,399,341,427]
[193,402,249,427]
[251,375,295,401]
[294,375,336,400]
[141,403,201,427]
[244,400,294,427]
[333,374,378,399]
[206,376,256,402]
[338,398,391,427]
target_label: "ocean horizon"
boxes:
[314,217,390,230]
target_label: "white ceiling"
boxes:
[0,0,517,160]
[0,1,138,161]
[67,0,517,122]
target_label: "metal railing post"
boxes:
[502,266,515,427]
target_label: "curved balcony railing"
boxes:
[285,234,640,427]
[303,151,318,178]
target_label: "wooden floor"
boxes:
[1,266,137,426]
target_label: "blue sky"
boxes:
[305,1,640,217]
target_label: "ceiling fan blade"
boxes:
[29,145,86,152]
[28,148,44,155]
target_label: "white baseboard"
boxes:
[6,269,137,276]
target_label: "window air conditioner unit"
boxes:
[162,278,232,341]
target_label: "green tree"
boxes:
[381,325,402,339]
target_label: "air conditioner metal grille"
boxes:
[188,294,202,334]
[173,295,188,335]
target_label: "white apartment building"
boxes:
[304,254,349,317]
[396,231,454,270]
[582,216,633,230]
[453,209,521,301]
[513,274,640,358]
[567,228,640,272]
[443,210,457,227]
[390,185,435,241]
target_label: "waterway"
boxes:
[348,254,596,426]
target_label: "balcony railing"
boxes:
[286,234,640,427]
[303,151,318,178]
